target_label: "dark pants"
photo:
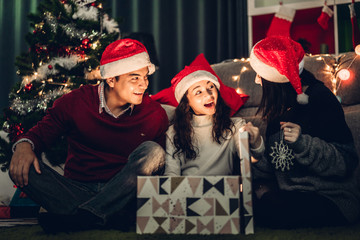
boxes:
[253,190,348,229]
[13,141,165,225]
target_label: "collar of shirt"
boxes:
[98,82,134,118]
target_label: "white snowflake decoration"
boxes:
[270,141,295,171]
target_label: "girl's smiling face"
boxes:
[187,80,218,116]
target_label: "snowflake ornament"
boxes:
[270,140,295,171]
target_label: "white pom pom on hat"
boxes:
[100,38,155,79]
[249,36,309,104]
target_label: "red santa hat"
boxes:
[171,55,220,102]
[151,54,249,116]
[249,36,308,104]
[100,38,155,78]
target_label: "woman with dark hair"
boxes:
[249,36,360,228]
[164,54,261,176]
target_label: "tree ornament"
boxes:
[24,83,33,92]
[269,129,295,171]
[81,38,91,49]
[48,64,53,70]
[2,121,10,133]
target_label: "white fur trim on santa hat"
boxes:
[249,48,288,83]
[275,5,296,22]
[297,92,309,104]
[175,70,220,102]
[249,47,305,83]
[100,51,155,79]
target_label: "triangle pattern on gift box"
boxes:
[215,199,228,216]
[152,197,169,214]
[188,198,212,216]
[186,198,201,216]
[171,177,185,193]
[244,215,253,227]
[203,178,224,195]
[219,219,232,234]
[204,198,214,216]
[226,177,239,196]
[137,216,150,233]
[137,198,150,211]
[185,219,196,233]
[229,198,239,215]
[137,178,147,195]
[159,177,170,195]
[187,177,202,194]
[170,198,185,216]
[155,226,167,234]
[150,177,158,193]
[170,217,184,233]
[197,218,214,233]
[154,216,167,225]
[232,217,240,233]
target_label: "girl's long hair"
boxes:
[256,78,297,123]
[172,88,234,161]
[256,69,316,122]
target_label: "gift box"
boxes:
[9,188,40,218]
[136,131,253,235]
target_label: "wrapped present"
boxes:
[136,131,253,235]
[0,206,11,219]
[10,188,40,218]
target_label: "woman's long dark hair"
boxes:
[256,78,297,123]
[256,69,318,122]
[172,88,234,161]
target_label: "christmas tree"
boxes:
[0,0,121,171]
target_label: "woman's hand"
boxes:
[280,122,301,143]
[242,122,261,149]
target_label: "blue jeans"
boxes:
[17,141,165,225]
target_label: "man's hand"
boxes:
[9,142,41,187]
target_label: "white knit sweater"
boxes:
[164,115,246,176]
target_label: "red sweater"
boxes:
[22,85,169,182]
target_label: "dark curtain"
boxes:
[0,0,248,109]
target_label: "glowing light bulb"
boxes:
[338,69,350,81]
[355,44,360,55]
[236,88,242,94]
[232,76,239,81]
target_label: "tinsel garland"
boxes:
[10,88,71,115]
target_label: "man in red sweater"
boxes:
[9,39,169,233]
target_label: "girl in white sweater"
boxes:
[164,54,262,176]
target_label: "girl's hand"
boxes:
[280,122,301,143]
[242,122,261,149]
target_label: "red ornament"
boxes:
[81,38,91,49]
[91,2,96,6]
[12,123,24,136]
[24,83,33,92]
[48,64,53,69]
